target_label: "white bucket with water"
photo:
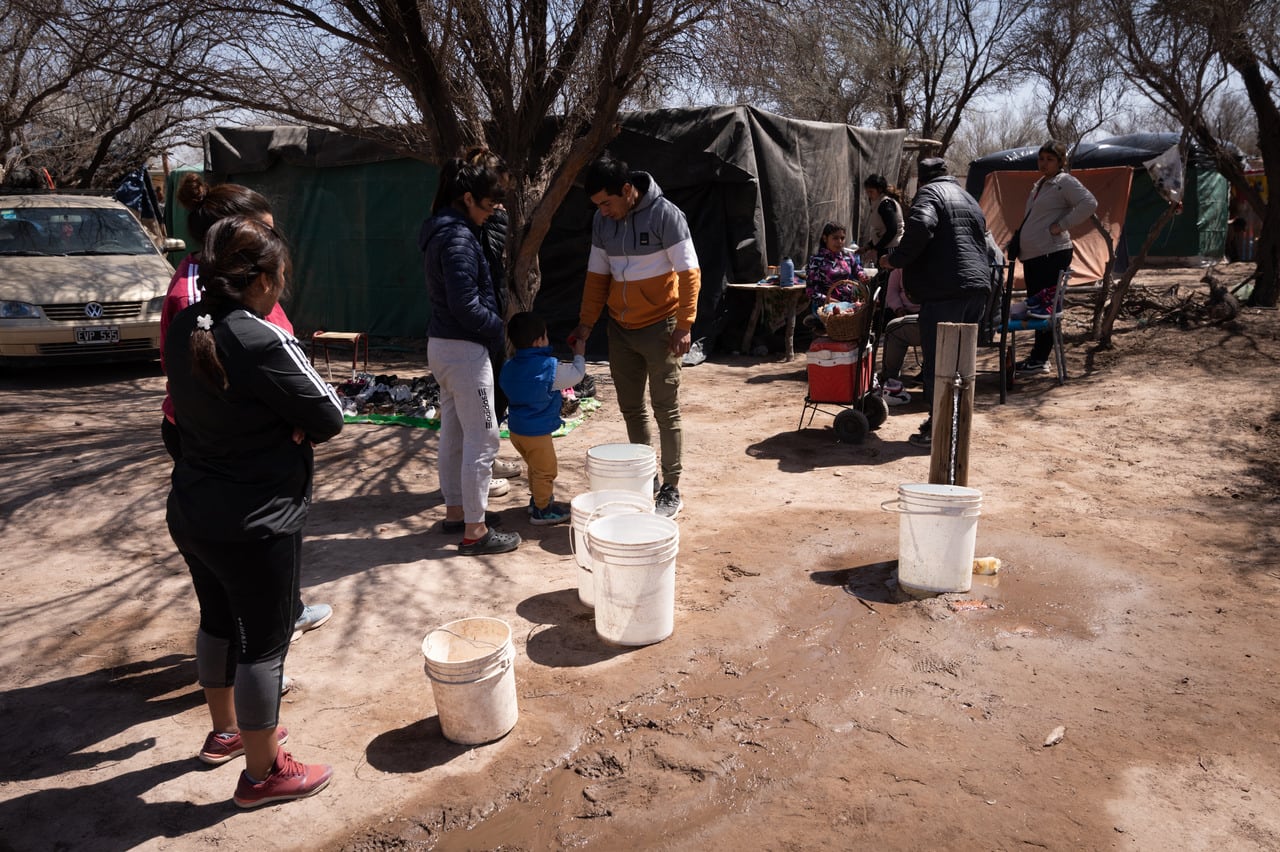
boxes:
[587,513,679,645]
[586,443,657,500]
[421,616,518,744]
[881,483,983,597]
[569,490,654,607]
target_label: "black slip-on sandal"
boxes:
[458,528,521,555]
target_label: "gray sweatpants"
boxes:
[428,337,499,524]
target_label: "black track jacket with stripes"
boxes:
[165,302,344,541]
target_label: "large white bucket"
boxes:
[587,513,679,645]
[421,617,518,744]
[586,443,657,499]
[569,490,654,607]
[881,483,982,597]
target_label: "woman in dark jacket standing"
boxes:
[420,157,521,555]
[165,216,344,807]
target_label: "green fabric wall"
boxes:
[1123,168,1228,260]
[229,159,438,337]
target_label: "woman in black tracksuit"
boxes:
[165,216,343,808]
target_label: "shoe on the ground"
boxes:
[492,458,522,479]
[458,528,521,555]
[529,501,570,526]
[291,603,332,643]
[441,511,503,534]
[488,478,510,497]
[655,484,682,519]
[232,749,333,809]
[281,675,293,696]
[1015,358,1050,375]
[199,726,289,766]
[907,418,932,447]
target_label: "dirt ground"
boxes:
[1,266,1278,852]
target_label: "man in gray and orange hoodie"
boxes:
[572,155,701,519]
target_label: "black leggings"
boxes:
[1023,248,1073,362]
[170,525,300,730]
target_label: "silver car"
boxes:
[0,194,185,364]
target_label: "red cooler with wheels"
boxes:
[806,338,869,403]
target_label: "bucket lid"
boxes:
[897,483,982,502]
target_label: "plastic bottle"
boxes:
[779,257,794,287]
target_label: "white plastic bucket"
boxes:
[569,490,654,607]
[587,513,679,645]
[586,444,657,500]
[881,483,982,598]
[421,617,518,744]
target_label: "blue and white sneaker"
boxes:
[529,501,570,526]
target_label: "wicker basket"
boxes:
[817,281,871,342]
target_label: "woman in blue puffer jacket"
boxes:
[419,157,520,556]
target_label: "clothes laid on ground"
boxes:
[333,370,600,436]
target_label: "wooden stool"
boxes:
[310,331,369,380]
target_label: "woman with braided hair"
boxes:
[164,216,344,808]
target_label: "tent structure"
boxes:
[980,167,1132,289]
[967,133,1230,271]
[202,107,905,353]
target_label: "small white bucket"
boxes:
[586,443,657,500]
[569,490,655,607]
[881,483,982,598]
[587,513,679,645]
[421,617,518,744]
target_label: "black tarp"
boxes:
[204,107,905,353]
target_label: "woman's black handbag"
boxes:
[1006,228,1022,261]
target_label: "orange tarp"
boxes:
[981,167,1133,290]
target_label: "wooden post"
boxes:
[928,323,977,486]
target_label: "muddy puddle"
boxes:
[417,529,1120,850]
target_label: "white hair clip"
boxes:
[196,314,213,330]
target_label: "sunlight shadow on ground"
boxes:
[517,590,636,668]
[810,560,907,605]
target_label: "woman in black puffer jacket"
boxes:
[419,157,521,555]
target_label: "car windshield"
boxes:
[0,206,156,256]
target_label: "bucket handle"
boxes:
[425,651,512,685]
[880,498,981,517]
[430,625,506,652]
[570,500,650,562]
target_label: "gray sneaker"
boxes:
[655,484,682,519]
[291,603,332,643]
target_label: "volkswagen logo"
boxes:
[84,302,104,318]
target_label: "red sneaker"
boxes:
[199,726,289,765]
[233,749,333,808]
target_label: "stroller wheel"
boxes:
[861,393,889,430]
[833,408,870,443]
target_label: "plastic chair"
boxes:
[999,266,1071,399]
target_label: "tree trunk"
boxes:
[1098,202,1181,348]
[1087,213,1116,338]
[1221,38,1280,307]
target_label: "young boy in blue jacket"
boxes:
[499,312,588,524]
